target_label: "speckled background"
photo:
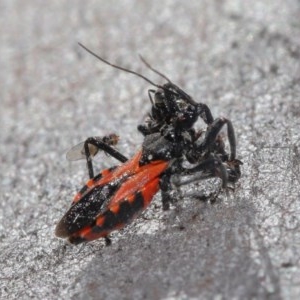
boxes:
[1,1,300,299]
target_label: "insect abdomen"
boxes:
[68,177,160,244]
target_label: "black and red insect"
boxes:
[55,43,242,245]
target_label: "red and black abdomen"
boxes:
[68,189,147,244]
[55,151,169,244]
[55,179,122,239]
[67,162,167,244]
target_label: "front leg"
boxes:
[66,134,129,179]
[83,135,128,179]
[189,117,236,163]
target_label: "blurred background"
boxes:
[1,1,299,299]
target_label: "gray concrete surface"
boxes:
[1,1,300,299]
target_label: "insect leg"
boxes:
[84,136,128,179]
[159,173,173,210]
[197,117,236,161]
[224,159,242,184]
[173,155,242,200]
[176,155,228,188]
[196,103,214,125]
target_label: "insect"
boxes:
[55,43,242,245]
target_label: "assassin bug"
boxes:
[55,43,242,245]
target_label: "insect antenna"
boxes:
[139,54,172,84]
[78,43,162,89]
[139,54,197,105]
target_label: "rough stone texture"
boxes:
[1,1,299,299]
